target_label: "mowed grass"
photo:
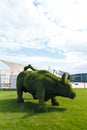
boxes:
[0,89,87,130]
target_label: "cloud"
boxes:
[0,0,87,74]
[0,49,87,74]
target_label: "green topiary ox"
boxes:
[16,64,76,112]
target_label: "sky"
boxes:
[0,0,87,74]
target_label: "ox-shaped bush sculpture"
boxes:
[16,64,76,112]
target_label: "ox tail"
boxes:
[24,64,37,71]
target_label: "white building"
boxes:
[70,73,87,88]
[0,60,24,89]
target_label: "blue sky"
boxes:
[0,0,87,74]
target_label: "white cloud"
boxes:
[0,50,87,74]
[0,0,87,73]
[44,0,87,30]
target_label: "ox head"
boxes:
[58,73,76,99]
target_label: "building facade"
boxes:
[0,60,24,89]
[70,73,87,88]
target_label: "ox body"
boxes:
[16,64,76,112]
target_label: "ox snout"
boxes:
[70,92,76,99]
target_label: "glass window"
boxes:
[70,74,81,82]
[82,74,87,82]
[70,73,87,83]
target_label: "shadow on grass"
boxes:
[0,98,66,114]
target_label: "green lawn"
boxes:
[0,89,87,130]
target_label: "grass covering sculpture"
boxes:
[16,64,76,112]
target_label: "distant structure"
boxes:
[0,60,25,89]
[0,60,24,74]
[70,73,87,88]
[48,66,69,77]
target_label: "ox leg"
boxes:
[51,97,60,106]
[37,85,47,112]
[17,87,24,103]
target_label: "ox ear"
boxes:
[61,73,66,84]
[67,75,70,81]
